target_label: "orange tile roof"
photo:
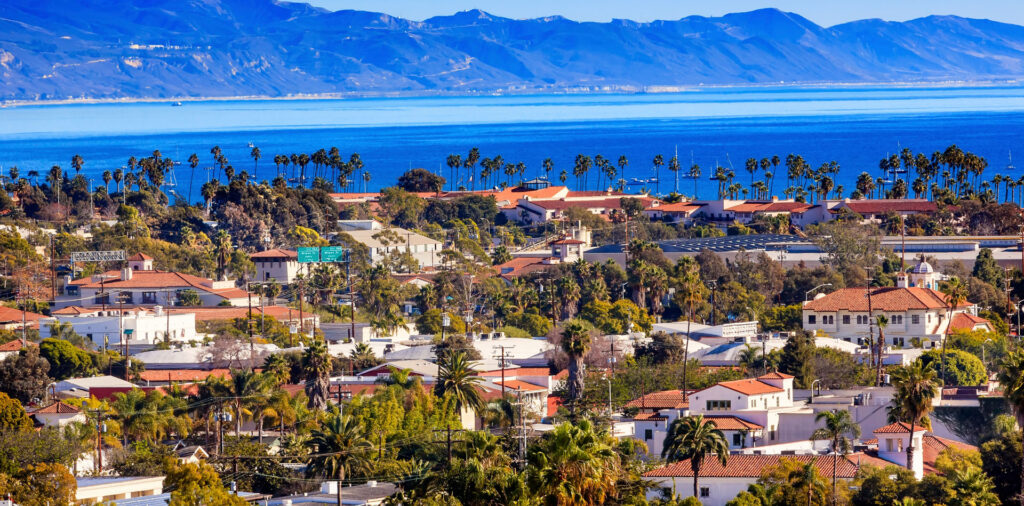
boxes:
[165,305,315,322]
[32,401,81,414]
[758,372,794,380]
[0,339,37,352]
[52,306,94,315]
[250,249,298,260]
[138,369,233,383]
[625,390,690,410]
[922,434,977,474]
[631,412,668,421]
[702,415,764,430]
[713,379,784,396]
[654,202,704,213]
[728,202,772,213]
[551,238,585,245]
[478,367,553,377]
[841,199,937,215]
[0,306,46,324]
[874,422,926,434]
[70,270,253,299]
[803,287,972,312]
[494,257,553,279]
[127,253,154,261]
[493,379,547,392]
[644,454,862,478]
[527,197,659,211]
[950,313,992,331]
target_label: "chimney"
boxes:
[121,268,133,281]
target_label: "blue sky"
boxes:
[306,0,1023,26]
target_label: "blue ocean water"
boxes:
[2,85,1024,201]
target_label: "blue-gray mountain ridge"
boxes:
[4,0,1024,101]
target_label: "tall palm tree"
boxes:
[304,340,332,410]
[675,260,706,400]
[793,460,829,506]
[874,315,888,387]
[435,351,484,416]
[225,369,274,436]
[561,321,591,418]
[527,420,619,505]
[810,410,860,505]
[997,348,1024,506]
[940,277,969,384]
[890,361,939,471]
[306,412,373,506]
[662,415,729,499]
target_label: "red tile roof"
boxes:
[728,202,773,213]
[644,454,861,478]
[551,238,584,245]
[250,249,298,260]
[654,202,704,213]
[478,367,554,377]
[0,306,46,324]
[70,270,252,299]
[874,422,926,434]
[758,372,794,380]
[713,378,784,396]
[32,401,81,414]
[624,390,690,410]
[631,412,668,421]
[494,257,553,279]
[138,369,233,383]
[0,339,37,352]
[950,313,993,332]
[127,253,154,261]
[922,434,977,474]
[702,415,763,430]
[52,306,94,315]
[166,305,315,322]
[526,197,659,211]
[840,199,937,215]
[493,379,547,392]
[803,287,972,312]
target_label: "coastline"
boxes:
[2,79,1020,109]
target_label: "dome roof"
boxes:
[911,261,934,274]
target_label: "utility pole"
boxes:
[707,280,718,326]
[50,235,56,301]
[433,425,465,468]
[494,345,514,394]
[18,286,26,348]
[514,387,527,471]
[90,409,106,474]
[347,255,356,342]
[247,286,255,369]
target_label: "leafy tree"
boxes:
[39,337,95,380]
[918,349,986,386]
[980,429,1021,505]
[0,393,31,432]
[560,321,591,418]
[972,248,1004,289]
[995,348,1024,504]
[948,466,1000,506]
[165,460,247,506]
[779,333,815,388]
[662,415,729,499]
[416,308,466,336]
[578,299,653,335]
[761,304,804,332]
[0,427,78,477]
[504,311,552,337]
[397,168,446,193]
[0,462,76,506]
[849,465,917,506]
[0,346,52,403]
[110,440,174,477]
[176,289,202,306]
[757,458,830,506]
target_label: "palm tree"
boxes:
[940,277,969,385]
[996,348,1024,505]
[652,154,664,195]
[875,315,888,387]
[793,460,829,506]
[306,412,373,506]
[890,361,939,471]
[675,261,706,400]
[225,369,274,436]
[561,321,591,418]
[527,420,619,505]
[435,351,484,415]
[662,415,729,499]
[810,410,860,505]
[303,340,332,410]
[950,466,1000,505]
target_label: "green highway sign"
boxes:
[320,246,345,263]
[297,247,320,263]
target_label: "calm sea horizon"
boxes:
[2,85,1024,201]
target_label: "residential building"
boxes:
[802,261,988,348]
[54,375,137,399]
[625,390,689,456]
[870,422,927,479]
[270,481,396,506]
[250,248,300,283]
[75,476,164,505]
[29,400,86,428]
[58,255,252,309]
[644,201,705,224]
[688,373,796,447]
[340,227,442,268]
[0,338,36,360]
[41,306,197,347]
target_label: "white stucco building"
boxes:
[41,306,198,347]
[802,261,991,349]
[340,227,442,268]
[251,248,300,284]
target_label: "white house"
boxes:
[75,476,164,505]
[688,373,797,446]
[59,254,253,309]
[802,261,990,349]
[41,306,198,347]
[0,338,35,360]
[29,400,86,428]
[871,421,926,479]
[250,248,300,284]
[341,227,443,268]
[625,390,690,456]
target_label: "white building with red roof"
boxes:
[0,305,46,330]
[0,338,37,360]
[251,248,300,284]
[40,306,198,347]
[28,400,86,428]
[802,261,989,348]
[689,373,796,446]
[58,255,253,309]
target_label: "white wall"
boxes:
[255,259,300,284]
[40,312,197,346]
[648,476,753,506]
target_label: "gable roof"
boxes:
[32,400,81,414]
[803,287,972,312]
[701,415,764,430]
[0,339,38,352]
[840,199,938,215]
[711,378,784,396]
[127,253,153,261]
[758,371,794,380]
[874,422,926,434]
[653,202,704,213]
[950,313,993,332]
[250,249,298,260]
[644,454,862,478]
[0,306,46,324]
[70,270,252,299]
[624,390,689,410]
[922,434,977,474]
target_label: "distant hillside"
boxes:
[4,1,1024,101]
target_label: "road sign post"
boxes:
[297,247,321,263]
[320,246,345,263]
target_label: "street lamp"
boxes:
[805,283,833,302]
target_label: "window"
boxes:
[808,315,816,324]
[886,439,894,452]
[142,291,158,304]
[644,429,652,441]
[912,315,920,325]
[706,400,731,411]
[94,292,110,305]
[842,315,850,325]
[893,337,905,347]
[700,487,710,498]
[894,315,903,324]
[770,426,776,441]
[733,434,742,446]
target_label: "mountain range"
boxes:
[4,0,1024,101]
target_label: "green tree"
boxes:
[176,289,202,307]
[39,337,95,380]
[810,410,861,505]
[527,420,620,506]
[780,333,815,389]
[397,168,446,193]
[435,351,484,415]
[306,412,373,506]
[972,248,1004,288]
[918,349,986,386]
[303,340,331,410]
[561,321,591,418]
[890,361,940,471]
[663,415,729,500]
[980,428,1021,504]
[0,346,52,403]
[948,467,999,506]
[995,348,1024,504]
[0,393,31,432]
[940,277,970,385]
[165,460,246,506]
